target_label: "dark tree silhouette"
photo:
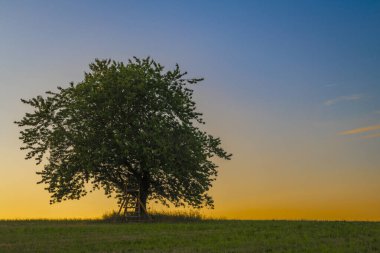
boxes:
[15,57,231,216]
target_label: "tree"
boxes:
[15,57,231,216]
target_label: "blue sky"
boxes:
[2,1,379,118]
[0,0,379,219]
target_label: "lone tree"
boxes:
[15,57,231,217]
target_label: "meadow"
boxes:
[0,219,379,252]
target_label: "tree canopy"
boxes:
[15,57,231,213]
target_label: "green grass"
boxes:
[102,210,206,223]
[0,219,379,252]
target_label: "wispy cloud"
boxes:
[339,124,380,135]
[324,94,364,106]
[325,83,338,88]
[361,133,380,139]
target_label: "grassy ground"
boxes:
[0,220,379,252]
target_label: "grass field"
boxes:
[0,220,379,252]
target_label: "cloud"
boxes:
[324,94,364,106]
[325,83,338,88]
[339,124,380,135]
[361,133,380,139]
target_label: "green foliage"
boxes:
[15,57,231,210]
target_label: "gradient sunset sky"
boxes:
[1,1,380,220]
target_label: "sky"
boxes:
[0,0,379,220]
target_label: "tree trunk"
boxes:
[136,174,150,218]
